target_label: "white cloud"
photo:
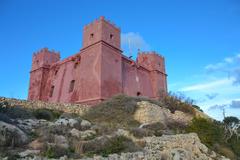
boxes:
[224,57,234,63]
[205,62,225,71]
[121,32,151,56]
[180,78,233,92]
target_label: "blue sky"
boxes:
[0,0,240,120]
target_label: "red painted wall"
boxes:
[28,17,167,105]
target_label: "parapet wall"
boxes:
[0,97,90,116]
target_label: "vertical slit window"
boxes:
[69,80,75,93]
[49,85,54,97]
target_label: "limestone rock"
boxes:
[79,133,230,160]
[54,135,69,149]
[54,118,80,128]
[28,139,46,150]
[134,101,169,124]
[0,121,29,146]
[81,119,92,130]
[134,101,193,126]
[70,128,96,140]
[19,149,40,158]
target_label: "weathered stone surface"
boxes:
[134,101,193,125]
[19,149,40,158]
[54,135,69,149]
[70,128,96,140]
[78,133,230,160]
[28,139,46,150]
[54,118,80,128]
[81,119,92,130]
[0,121,29,146]
[134,101,169,124]
[0,97,90,116]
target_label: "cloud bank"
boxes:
[121,32,151,57]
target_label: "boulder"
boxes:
[134,101,193,126]
[0,121,29,146]
[28,139,46,150]
[70,128,96,140]
[54,135,69,149]
[134,101,169,125]
[80,119,91,130]
[54,118,80,128]
[18,149,40,158]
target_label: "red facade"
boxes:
[28,16,167,105]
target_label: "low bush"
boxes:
[82,94,140,130]
[80,135,141,157]
[186,117,240,159]
[33,108,61,121]
[0,101,33,119]
[141,122,166,136]
[130,128,154,138]
[166,121,187,134]
[43,145,68,158]
[214,144,236,160]
[161,93,196,115]
[186,118,224,148]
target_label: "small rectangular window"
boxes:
[69,80,75,93]
[49,85,54,97]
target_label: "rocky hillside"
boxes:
[0,95,233,160]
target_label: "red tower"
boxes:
[28,48,60,100]
[28,16,167,105]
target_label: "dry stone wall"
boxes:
[0,97,90,116]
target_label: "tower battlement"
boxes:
[31,48,60,71]
[82,16,121,50]
[83,16,120,31]
[137,51,166,74]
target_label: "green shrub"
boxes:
[162,95,196,115]
[0,102,33,119]
[74,135,141,157]
[166,121,187,134]
[215,145,236,160]
[43,145,68,158]
[44,147,56,158]
[160,92,200,115]
[186,118,224,148]
[33,108,61,121]
[84,135,141,157]
[82,94,140,130]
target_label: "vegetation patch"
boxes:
[160,92,197,115]
[82,95,141,130]
[33,108,62,121]
[186,117,240,159]
[80,135,141,157]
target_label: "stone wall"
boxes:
[0,97,90,116]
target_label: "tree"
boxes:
[223,116,240,141]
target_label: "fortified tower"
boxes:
[137,52,167,98]
[28,48,60,100]
[81,16,123,101]
[28,16,167,105]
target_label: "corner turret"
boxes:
[31,48,60,71]
[137,51,167,98]
[28,48,60,101]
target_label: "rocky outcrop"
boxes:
[16,133,230,160]
[0,121,29,147]
[78,133,229,160]
[134,101,193,125]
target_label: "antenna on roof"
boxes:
[128,38,132,59]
